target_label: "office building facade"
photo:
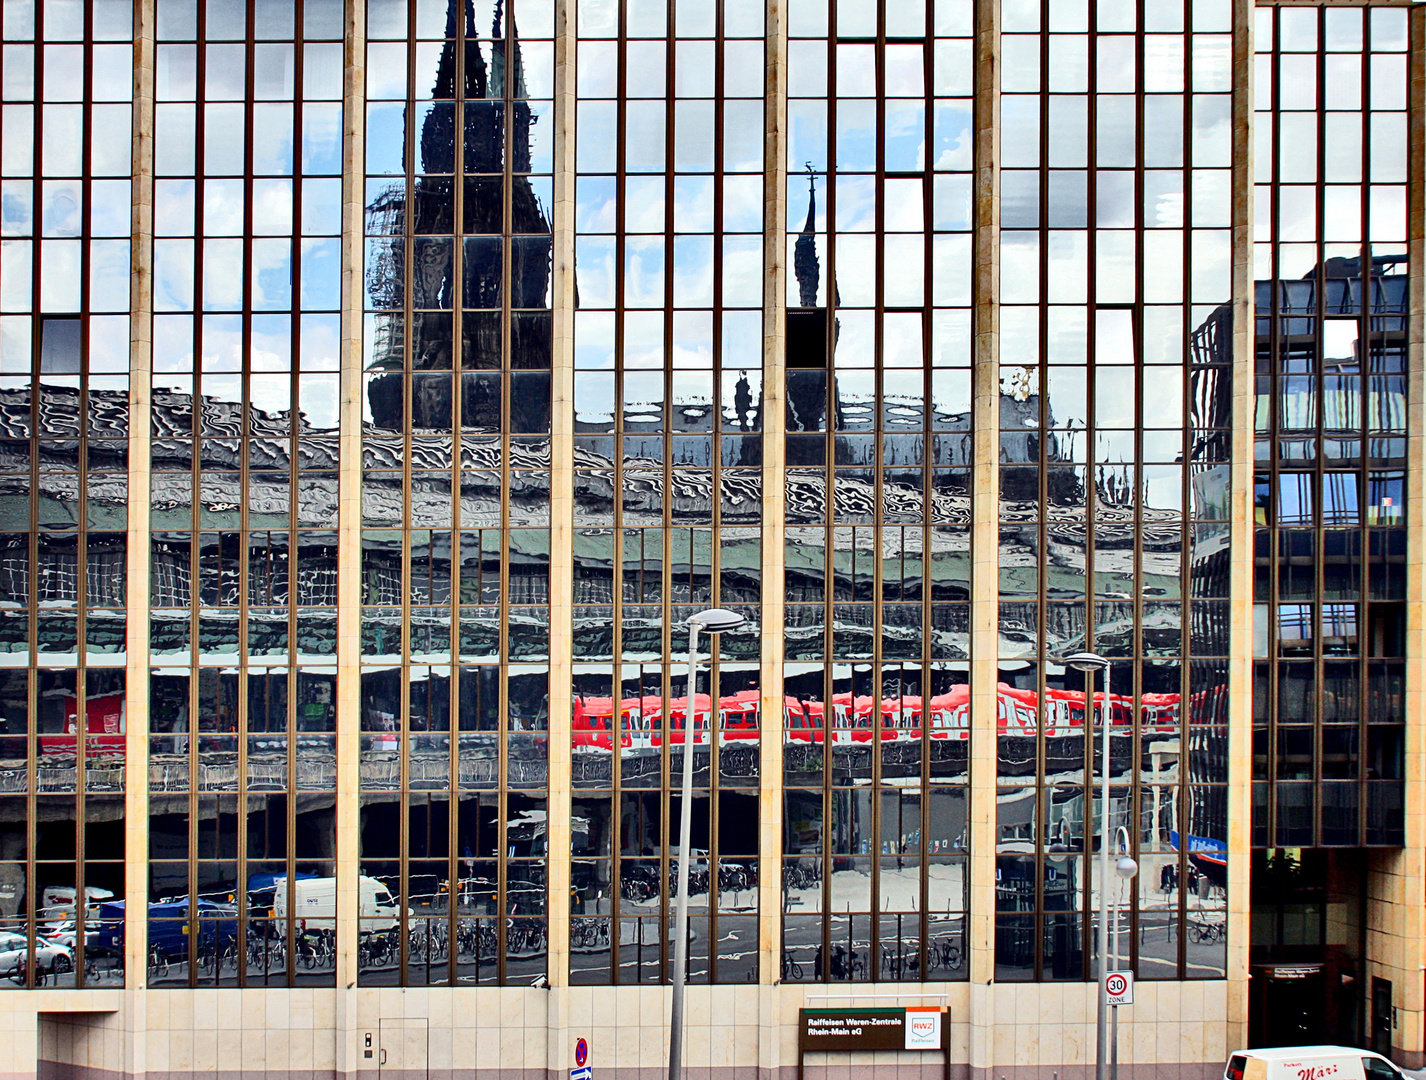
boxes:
[0,0,1420,1075]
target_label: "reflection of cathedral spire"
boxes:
[794,164,820,308]
[367,0,554,431]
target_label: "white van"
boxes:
[1226,1046,1407,1080]
[41,885,115,911]
[38,886,115,926]
[271,876,401,936]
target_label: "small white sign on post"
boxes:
[904,1008,942,1050]
[1104,971,1134,1006]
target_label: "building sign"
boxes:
[1264,965,1323,980]
[904,1008,943,1050]
[799,1008,948,1053]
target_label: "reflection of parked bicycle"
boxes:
[358,931,395,969]
[931,935,964,971]
[571,918,609,950]
[6,956,45,986]
[781,950,803,981]
[147,944,169,981]
[881,948,920,978]
[1188,917,1224,944]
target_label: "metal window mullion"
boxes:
[865,16,887,981]
[14,21,43,992]
[396,8,418,988]
[450,5,469,991]
[1034,0,1056,984]
[917,0,935,980]
[182,6,213,986]
[186,4,212,982]
[1354,8,1376,846]
[26,21,43,992]
[703,0,728,984]
[659,10,678,981]
[605,7,627,973]
[817,9,837,981]
[1305,8,1329,848]
[1263,19,1281,847]
[287,8,312,952]
[604,0,633,987]
[608,13,629,983]
[68,13,98,987]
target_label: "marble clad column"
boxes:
[124,3,156,1075]
[335,0,367,1073]
[968,0,1001,1065]
[757,0,789,987]
[1371,2,1426,1065]
[757,4,789,1076]
[547,0,578,1071]
[1224,0,1255,1048]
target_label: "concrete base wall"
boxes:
[0,983,1236,1080]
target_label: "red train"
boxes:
[38,690,126,756]
[571,684,1187,751]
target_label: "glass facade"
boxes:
[994,0,1234,982]
[569,0,766,985]
[0,0,1417,1005]
[359,0,553,985]
[1251,4,1408,849]
[778,0,973,984]
[146,0,346,987]
[0,0,134,988]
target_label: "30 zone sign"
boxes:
[1104,972,1133,1005]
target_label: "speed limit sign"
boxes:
[1105,971,1134,1006]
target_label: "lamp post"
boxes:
[669,608,745,1080]
[1110,825,1138,1080]
[1063,651,1113,1080]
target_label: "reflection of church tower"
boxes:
[366,0,552,433]
[793,166,821,309]
[786,167,842,432]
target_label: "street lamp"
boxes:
[1062,651,1113,1080]
[1110,825,1138,1080]
[669,608,745,1080]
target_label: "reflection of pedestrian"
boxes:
[831,944,847,979]
[734,371,753,432]
[1160,863,1176,894]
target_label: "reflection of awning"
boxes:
[1169,830,1226,865]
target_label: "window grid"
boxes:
[147,0,344,988]
[994,0,1233,983]
[778,0,973,985]
[359,0,554,987]
[569,0,767,986]
[0,0,133,990]
[1250,3,1409,852]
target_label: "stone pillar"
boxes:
[968,0,1002,1069]
[335,0,368,1075]
[124,0,156,1073]
[1365,3,1426,1067]
[1224,0,1256,1050]
[545,0,579,1073]
[757,0,789,1073]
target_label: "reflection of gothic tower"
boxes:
[794,165,820,308]
[367,0,553,433]
[785,166,844,431]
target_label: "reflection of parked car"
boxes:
[0,931,73,982]
[272,876,400,936]
[38,886,114,927]
[91,899,239,959]
[40,921,99,952]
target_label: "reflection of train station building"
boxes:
[0,0,1423,1078]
